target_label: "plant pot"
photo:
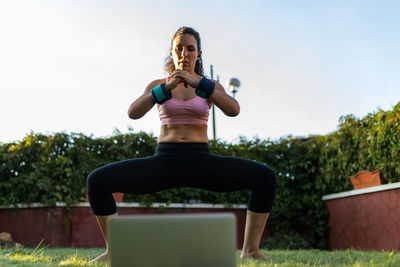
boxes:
[350,170,384,190]
[85,193,124,202]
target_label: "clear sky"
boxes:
[1,0,399,143]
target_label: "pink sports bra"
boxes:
[158,77,209,125]
[158,96,209,125]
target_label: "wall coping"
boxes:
[0,202,248,210]
[322,182,400,201]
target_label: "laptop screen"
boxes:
[109,213,237,267]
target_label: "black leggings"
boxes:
[87,143,277,216]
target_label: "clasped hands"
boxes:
[165,69,200,91]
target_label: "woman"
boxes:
[87,26,277,262]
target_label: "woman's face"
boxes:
[171,34,201,74]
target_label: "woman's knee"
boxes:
[259,165,277,191]
[86,168,108,194]
[248,166,277,213]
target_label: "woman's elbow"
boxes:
[226,106,240,117]
[230,110,240,117]
[127,109,142,120]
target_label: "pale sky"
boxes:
[1,0,399,143]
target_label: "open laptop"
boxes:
[109,213,237,267]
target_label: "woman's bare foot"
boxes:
[89,251,110,263]
[240,249,268,259]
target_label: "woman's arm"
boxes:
[171,70,240,117]
[128,76,184,119]
[127,79,161,119]
[209,81,240,117]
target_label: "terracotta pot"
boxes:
[85,193,124,202]
[350,170,384,190]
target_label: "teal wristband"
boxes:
[151,83,172,104]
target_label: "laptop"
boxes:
[109,213,237,267]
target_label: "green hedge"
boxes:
[1,102,399,248]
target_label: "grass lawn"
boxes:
[0,247,400,266]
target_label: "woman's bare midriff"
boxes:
[158,124,208,143]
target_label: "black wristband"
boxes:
[151,83,172,104]
[195,77,216,98]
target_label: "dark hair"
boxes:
[164,26,204,76]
